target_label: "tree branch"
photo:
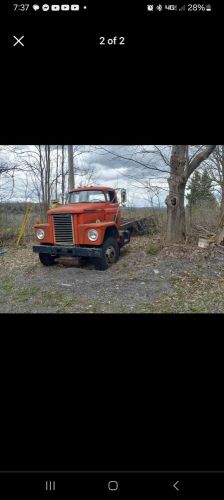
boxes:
[186,145,216,179]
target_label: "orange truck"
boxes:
[33,186,131,270]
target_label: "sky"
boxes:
[70,145,170,206]
[1,145,219,206]
[0,145,171,206]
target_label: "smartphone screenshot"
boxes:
[0,1,223,498]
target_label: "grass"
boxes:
[41,290,67,306]
[2,282,14,292]
[61,297,74,307]
[1,274,224,313]
[0,279,40,311]
[1,277,15,293]
[1,207,224,313]
[14,286,39,304]
[0,279,104,313]
[139,274,224,313]
[146,243,161,255]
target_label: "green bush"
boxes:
[146,243,160,255]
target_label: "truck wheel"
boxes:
[94,237,119,271]
[79,257,88,266]
[39,253,57,266]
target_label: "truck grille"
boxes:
[53,214,74,245]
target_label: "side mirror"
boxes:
[121,189,127,205]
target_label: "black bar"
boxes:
[0,471,224,499]
[32,245,102,258]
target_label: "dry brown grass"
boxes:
[0,204,222,247]
[0,205,41,246]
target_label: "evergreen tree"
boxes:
[200,170,216,205]
[186,171,202,207]
[186,169,216,208]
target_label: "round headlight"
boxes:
[88,229,99,241]
[36,229,45,240]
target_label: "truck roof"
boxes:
[69,186,115,193]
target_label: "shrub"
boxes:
[146,243,160,255]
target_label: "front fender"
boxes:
[78,222,117,245]
[34,223,53,244]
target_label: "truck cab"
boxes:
[33,186,130,270]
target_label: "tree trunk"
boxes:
[68,145,74,190]
[166,179,186,243]
[61,145,65,204]
[38,146,47,221]
[43,145,51,221]
[166,145,187,243]
[220,185,224,221]
[47,145,51,204]
[219,146,224,222]
[55,145,58,200]
[217,152,224,242]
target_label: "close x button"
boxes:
[13,35,25,47]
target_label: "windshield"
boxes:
[68,190,107,203]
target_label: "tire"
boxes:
[39,253,57,266]
[79,257,89,266]
[94,237,119,271]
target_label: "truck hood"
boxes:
[48,203,105,214]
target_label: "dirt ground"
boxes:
[1,236,224,313]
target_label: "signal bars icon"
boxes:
[179,4,186,10]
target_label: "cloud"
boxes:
[0,145,171,206]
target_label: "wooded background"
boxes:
[1,145,224,245]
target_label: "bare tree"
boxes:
[0,161,10,176]
[0,155,16,201]
[93,145,216,243]
[166,145,216,243]
[68,145,75,190]
[55,145,59,200]
[4,145,97,209]
[61,145,65,204]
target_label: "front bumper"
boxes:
[33,245,102,258]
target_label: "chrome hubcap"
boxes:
[105,245,116,264]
